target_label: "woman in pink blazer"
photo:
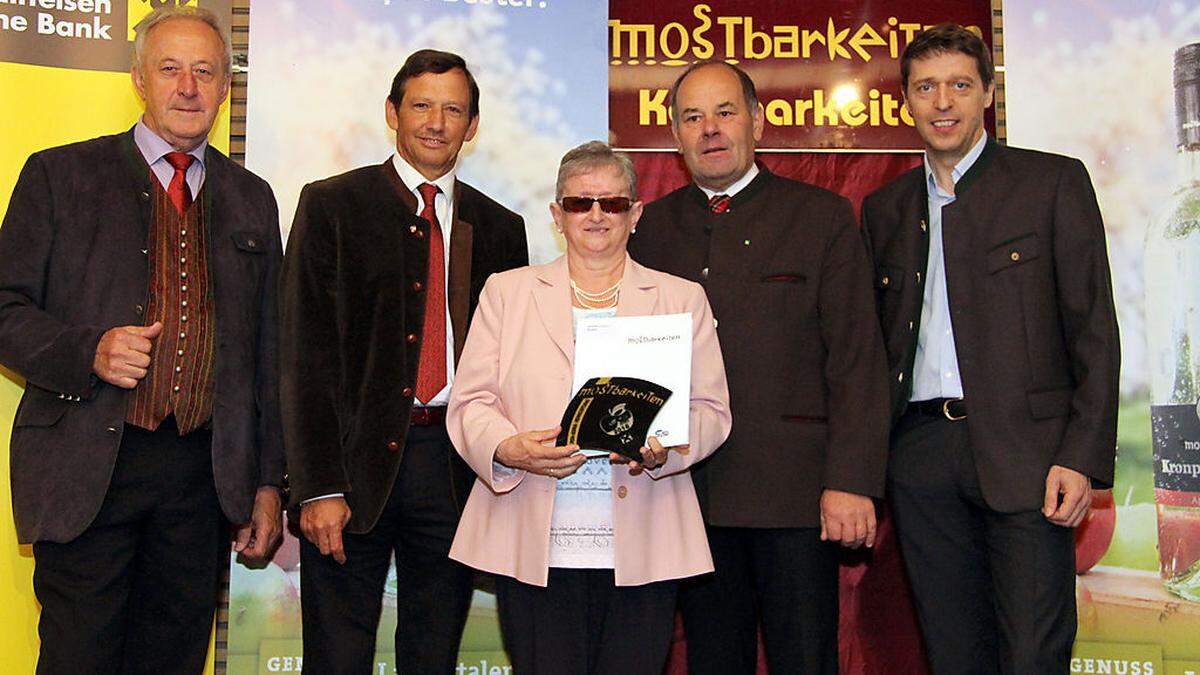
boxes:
[447,142,732,674]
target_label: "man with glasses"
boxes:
[629,61,889,674]
[280,49,527,672]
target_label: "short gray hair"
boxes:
[555,141,638,202]
[133,6,232,81]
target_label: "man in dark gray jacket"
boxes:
[0,7,282,673]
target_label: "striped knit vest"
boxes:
[125,175,216,434]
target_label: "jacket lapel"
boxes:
[616,254,659,319]
[941,141,1009,313]
[533,256,575,366]
[449,180,474,365]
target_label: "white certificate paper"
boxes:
[572,313,692,451]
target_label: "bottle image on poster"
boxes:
[1146,42,1200,602]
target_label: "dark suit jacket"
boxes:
[0,129,285,544]
[629,167,890,528]
[280,160,528,534]
[862,140,1120,512]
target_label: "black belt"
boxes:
[409,406,447,427]
[907,398,967,421]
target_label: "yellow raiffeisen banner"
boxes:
[0,0,231,671]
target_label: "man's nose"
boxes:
[177,70,198,97]
[934,85,952,110]
[427,107,445,130]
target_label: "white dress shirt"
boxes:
[391,154,458,407]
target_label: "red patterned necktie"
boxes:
[164,151,194,215]
[415,182,447,403]
[708,193,731,214]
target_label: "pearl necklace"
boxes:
[570,278,621,309]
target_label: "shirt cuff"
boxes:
[301,493,344,504]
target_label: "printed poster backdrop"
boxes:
[608,0,991,151]
[0,1,232,672]
[1006,3,1200,674]
[235,1,608,672]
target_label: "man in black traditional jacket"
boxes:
[280,49,528,673]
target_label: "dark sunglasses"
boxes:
[559,196,634,214]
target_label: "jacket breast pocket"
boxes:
[761,271,806,284]
[987,233,1041,274]
[232,231,267,255]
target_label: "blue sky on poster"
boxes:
[245,0,608,262]
[1006,0,1200,394]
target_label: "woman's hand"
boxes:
[496,426,586,479]
[610,436,685,474]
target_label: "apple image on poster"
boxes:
[1075,489,1116,574]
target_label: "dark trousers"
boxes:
[300,423,473,674]
[495,568,678,675]
[679,526,839,675]
[889,412,1076,675]
[32,417,225,675]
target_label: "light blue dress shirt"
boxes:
[909,133,987,402]
[133,119,207,196]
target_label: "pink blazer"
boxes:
[447,255,732,587]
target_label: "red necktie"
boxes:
[415,182,447,403]
[708,193,731,214]
[165,152,194,215]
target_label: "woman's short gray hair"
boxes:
[555,141,638,202]
[132,6,232,81]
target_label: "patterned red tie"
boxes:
[415,182,447,403]
[708,193,731,214]
[165,151,194,215]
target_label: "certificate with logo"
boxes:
[564,313,692,457]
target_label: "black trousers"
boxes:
[299,423,473,674]
[889,411,1077,675]
[32,417,225,675]
[495,568,678,675]
[679,526,839,675]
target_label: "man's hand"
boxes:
[233,486,283,562]
[496,426,586,479]
[820,489,877,549]
[1044,465,1091,527]
[300,496,352,564]
[93,321,163,388]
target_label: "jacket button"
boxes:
[135,304,144,315]
[406,333,417,344]
[920,219,927,233]
[411,281,424,292]
[415,230,425,239]
[106,426,118,434]
[617,486,628,499]
[387,440,400,452]
[402,387,414,397]
[1010,251,1020,262]
[881,276,890,286]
